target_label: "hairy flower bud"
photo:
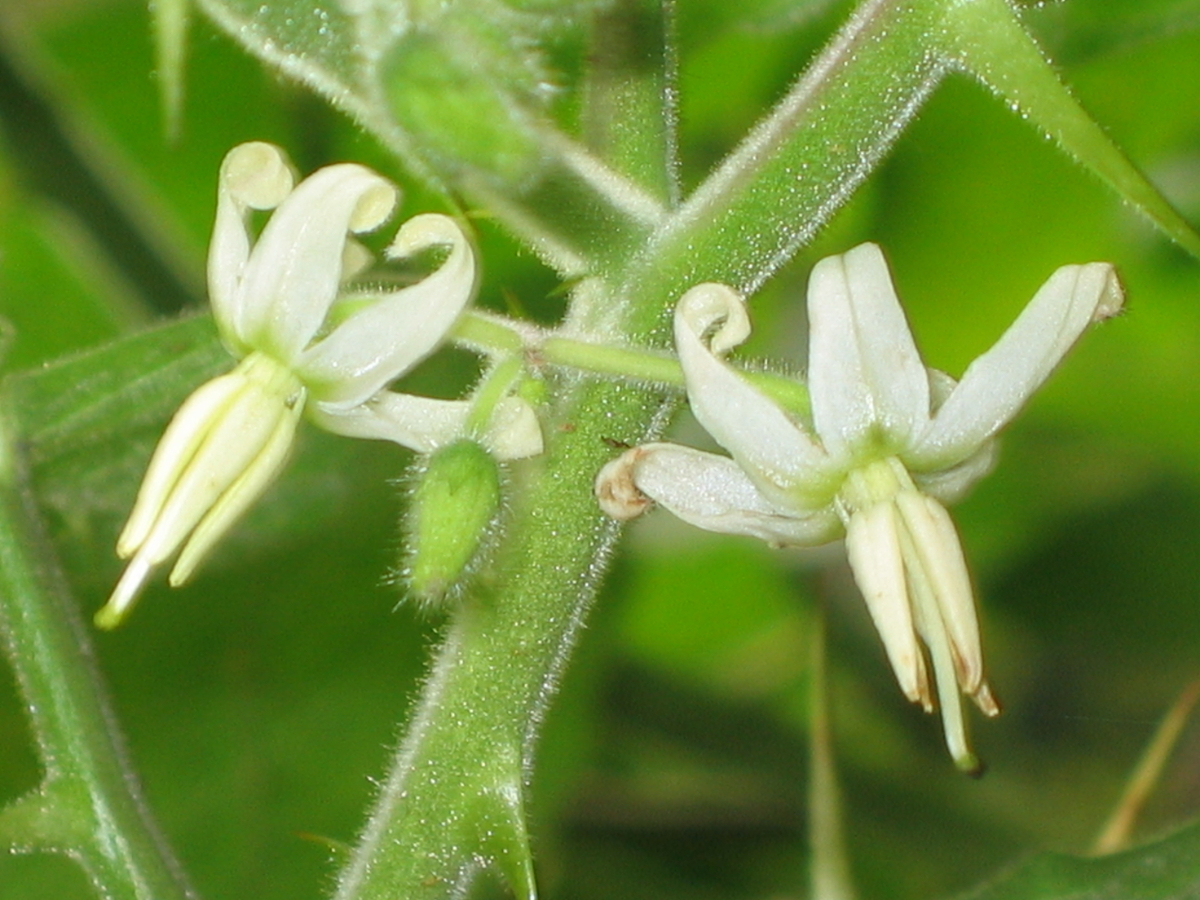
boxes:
[406,439,503,604]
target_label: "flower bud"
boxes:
[383,31,543,186]
[406,439,502,604]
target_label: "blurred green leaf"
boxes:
[940,0,1200,259]
[957,820,1200,900]
[0,146,133,372]
[1027,0,1200,64]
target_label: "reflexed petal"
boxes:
[234,162,398,360]
[676,282,751,354]
[845,503,930,708]
[912,262,1124,470]
[209,142,295,352]
[313,391,539,460]
[601,443,841,545]
[674,285,832,499]
[310,391,473,455]
[807,243,930,457]
[595,451,655,521]
[911,441,996,505]
[299,214,475,408]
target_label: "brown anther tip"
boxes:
[974,682,1002,718]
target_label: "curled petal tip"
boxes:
[221,141,294,209]
[677,283,750,354]
[1084,262,1125,322]
[386,213,468,259]
[347,179,398,233]
[595,450,654,521]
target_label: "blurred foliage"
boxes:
[0,0,1199,899]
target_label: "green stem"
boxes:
[583,0,681,206]
[620,0,948,310]
[809,602,856,900]
[334,5,683,898]
[151,0,188,142]
[541,336,684,387]
[466,355,526,436]
[336,7,948,894]
[451,311,527,358]
[0,401,194,900]
[454,310,812,416]
[334,377,662,900]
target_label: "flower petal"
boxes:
[910,440,997,506]
[845,502,931,709]
[101,354,303,628]
[483,396,544,460]
[233,162,398,360]
[310,391,469,453]
[674,284,832,502]
[208,142,295,354]
[131,363,299,568]
[807,243,930,458]
[299,214,475,408]
[913,262,1124,470]
[597,443,841,545]
[169,393,304,586]
[895,492,985,696]
[117,370,246,558]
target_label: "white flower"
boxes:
[596,243,1123,770]
[99,142,542,629]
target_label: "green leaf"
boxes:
[0,149,133,373]
[957,820,1200,900]
[382,29,545,186]
[9,315,225,466]
[1027,0,1200,63]
[194,0,375,108]
[939,0,1200,258]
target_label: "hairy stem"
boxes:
[0,401,194,900]
[335,3,954,897]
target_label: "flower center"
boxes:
[834,456,915,526]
